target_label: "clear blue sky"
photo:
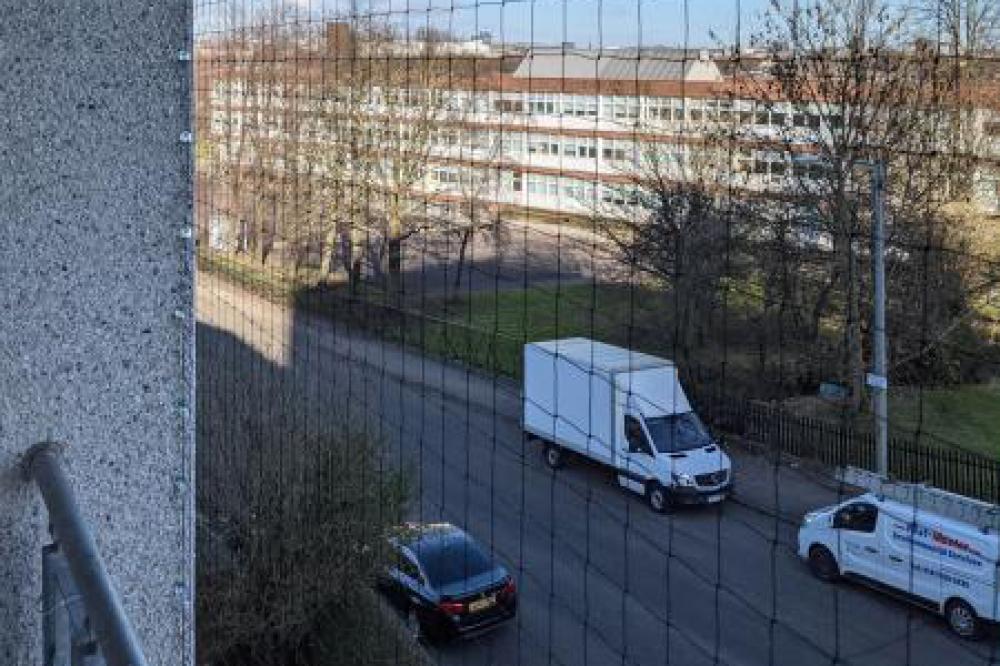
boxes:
[425,0,775,48]
[199,0,776,48]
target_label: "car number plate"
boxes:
[706,494,725,504]
[469,595,496,613]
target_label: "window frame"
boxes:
[832,502,878,533]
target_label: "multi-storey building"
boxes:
[198,23,1000,254]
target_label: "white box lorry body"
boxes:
[798,472,1000,638]
[523,338,732,510]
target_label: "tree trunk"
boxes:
[839,222,865,413]
[453,228,473,292]
[809,268,839,342]
[348,226,363,297]
[386,199,403,298]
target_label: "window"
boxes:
[564,138,597,159]
[396,550,423,582]
[502,135,524,157]
[833,503,878,533]
[495,98,525,114]
[602,139,634,164]
[624,416,653,455]
[644,412,713,454]
[688,101,704,123]
[645,97,670,124]
[414,538,493,588]
[561,95,597,118]
[718,101,733,123]
[528,135,560,156]
[529,93,557,116]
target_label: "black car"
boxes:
[378,523,517,642]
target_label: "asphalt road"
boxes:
[197,272,1000,666]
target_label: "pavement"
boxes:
[197,271,1000,666]
[396,218,628,296]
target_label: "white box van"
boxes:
[798,473,1000,639]
[522,338,732,512]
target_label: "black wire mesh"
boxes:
[193,1,1000,664]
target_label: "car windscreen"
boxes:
[413,537,494,588]
[643,412,712,453]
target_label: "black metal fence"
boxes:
[693,389,1000,503]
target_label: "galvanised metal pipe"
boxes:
[25,442,148,666]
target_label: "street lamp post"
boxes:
[797,154,889,475]
[867,160,889,477]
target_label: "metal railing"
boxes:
[24,442,148,666]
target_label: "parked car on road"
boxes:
[378,523,517,643]
[799,471,1000,639]
[523,338,732,511]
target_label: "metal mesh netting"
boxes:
[193,1,1000,664]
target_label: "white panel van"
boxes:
[523,338,732,512]
[798,486,1000,638]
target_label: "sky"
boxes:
[392,0,776,48]
[197,0,777,48]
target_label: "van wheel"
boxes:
[647,483,672,514]
[543,443,565,470]
[945,598,982,640]
[807,546,840,582]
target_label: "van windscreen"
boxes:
[644,412,712,453]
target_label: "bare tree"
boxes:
[751,0,956,410]
[911,0,1000,202]
[596,136,749,360]
[310,20,452,297]
[428,125,510,294]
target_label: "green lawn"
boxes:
[415,282,696,379]
[890,384,1000,457]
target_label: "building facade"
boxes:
[198,25,1000,255]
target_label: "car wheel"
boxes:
[543,442,564,470]
[807,545,840,582]
[945,598,982,640]
[647,483,671,513]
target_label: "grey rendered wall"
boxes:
[0,2,194,665]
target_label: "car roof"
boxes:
[392,522,469,552]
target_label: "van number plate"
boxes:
[469,595,496,613]
[706,494,725,504]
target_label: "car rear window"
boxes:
[414,537,493,587]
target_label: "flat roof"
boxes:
[529,337,673,374]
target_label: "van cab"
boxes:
[798,491,1000,639]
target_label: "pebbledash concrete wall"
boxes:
[0,2,194,665]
